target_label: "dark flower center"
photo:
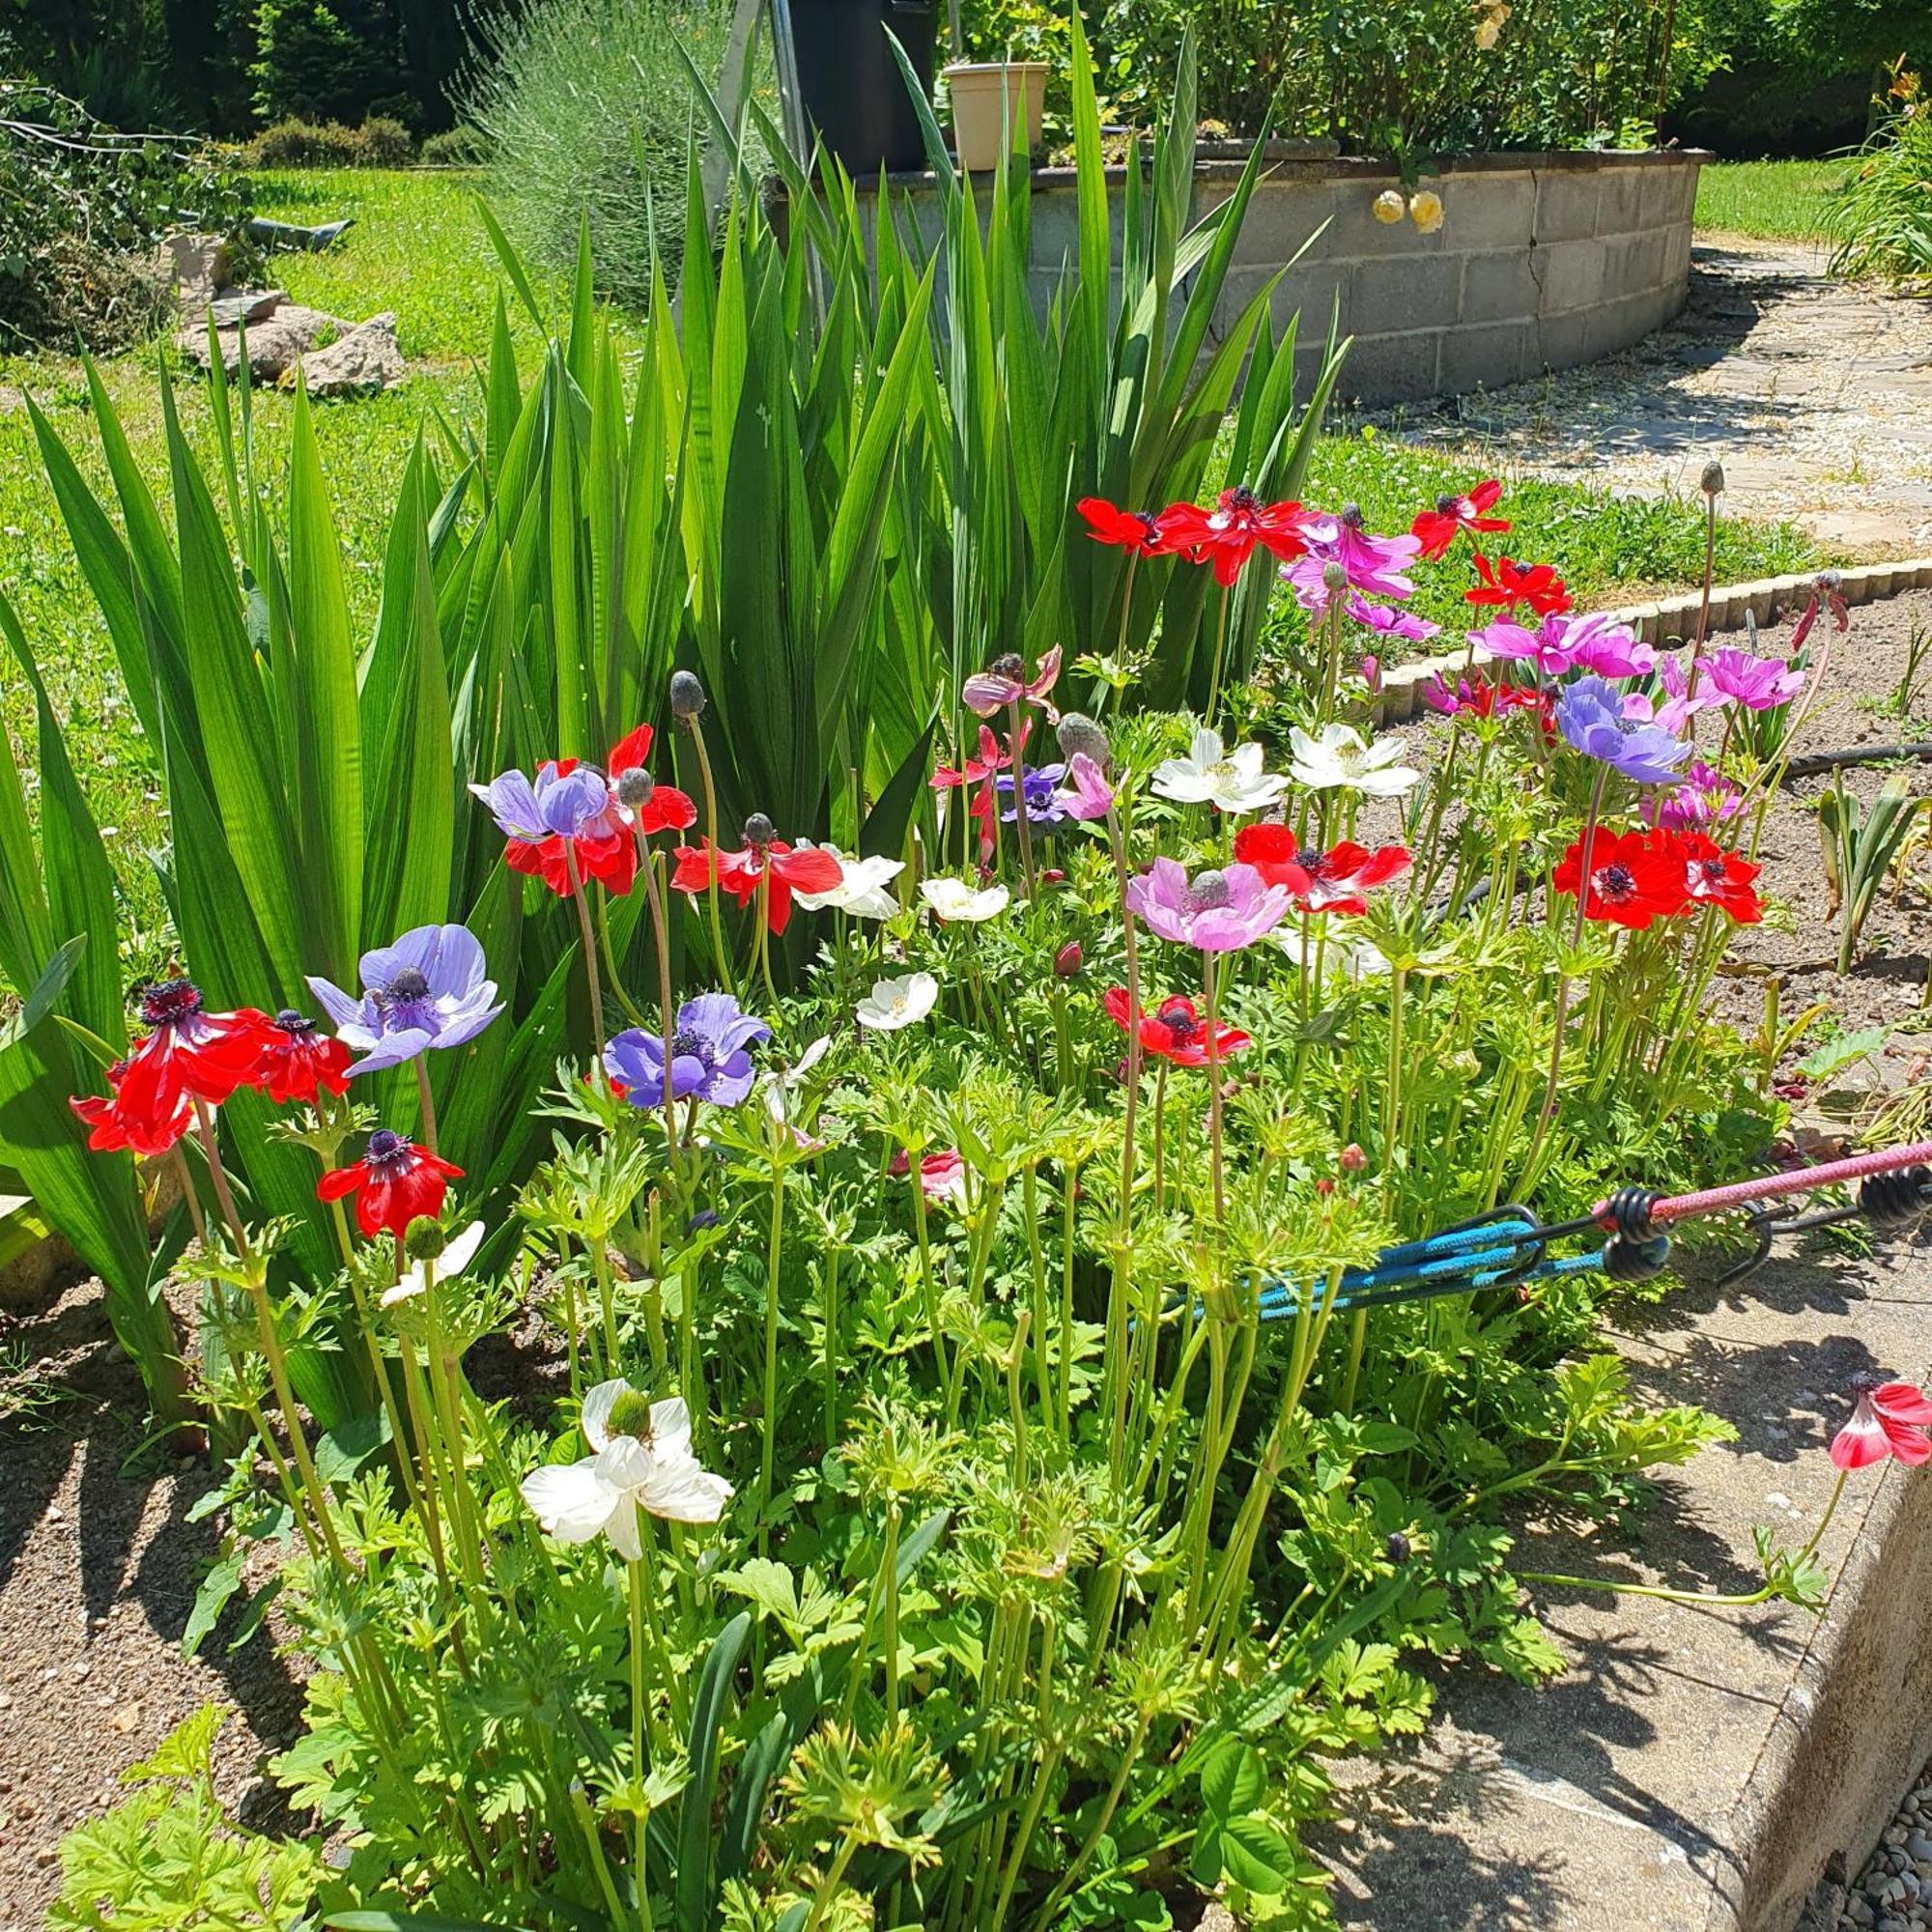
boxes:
[365,1129,409,1171]
[989,652,1026,682]
[1700,858,1727,883]
[1340,500,1364,526]
[1187,869,1232,912]
[673,1028,718,1074]
[1157,1004,1200,1045]
[1295,845,1322,871]
[1227,486,1259,513]
[384,968,432,1006]
[1597,865,1636,902]
[742,812,776,850]
[273,1009,318,1037]
[1133,511,1159,541]
[1849,1369,1885,1396]
[140,979,204,1027]
[1436,493,1461,517]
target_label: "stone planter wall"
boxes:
[854,148,1704,408]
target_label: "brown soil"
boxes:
[0,593,1925,1930]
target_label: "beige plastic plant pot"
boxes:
[943,61,1048,170]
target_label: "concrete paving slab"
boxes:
[1313,1238,1932,1932]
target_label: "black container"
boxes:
[787,0,938,177]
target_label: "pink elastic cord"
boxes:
[1596,1142,1932,1229]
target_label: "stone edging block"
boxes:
[1373,556,1932,724]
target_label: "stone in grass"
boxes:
[205,289,287,330]
[295,312,406,397]
[177,303,349,382]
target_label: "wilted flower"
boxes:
[932,723,1024,864]
[1830,1373,1932,1470]
[1789,569,1849,649]
[308,924,504,1075]
[1423,670,1549,724]
[962,646,1063,720]
[382,1220,486,1309]
[1103,988,1251,1067]
[1409,189,1445,233]
[1126,858,1292,952]
[1289,723,1421,797]
[857,973,940,1032]
[1152,726,1289,813]
[1556,676,1692,785]
[1055,752,1116,821]
[318,1128,464,1241]
[1411,479,1509,560]
[522,1382,732,1554]
[606,994,771,1109]
[921,878,1010,923]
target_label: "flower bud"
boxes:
[1053,941,1083,979]
[743,812,776,849]
[1699,460,1725,498]
[1360,654,1381,693]
[1340,1142,1368,1173]
[1056,711,1112,770]
[1316,1176,1336,1196]
[615,765,655,809]
[403,1219,448,1262]
[1322,559,1349,592]
[668,669,707,721]
[1386,1530,1412,1565]
[1040,867,1066,886]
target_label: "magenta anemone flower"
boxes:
[962,646,1063,720]
[1055,752,1115,822]
[1296,504,1421,598]
[1474,611,1654,680]
[1349,595,1438,643]
[1125,857,1292,952]
[1830,1373,1932,1470]
[1642,759,1745,832]
[1693,646,1806,710]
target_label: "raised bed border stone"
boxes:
[1373,557,1932,724]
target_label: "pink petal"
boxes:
[1882,1420,1932,1464]
[1831,1410,1893,1470]
[1874,1383,1932,1426]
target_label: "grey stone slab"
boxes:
[1231,179,1340,268]
[1458,250,1543,325]
[1604,227,1669,298]
[1351,253,1463,334]
[1439,172,1536,251]
[1537,168,1603,242]
[1334,329,1444,404]
[1538,238,1609,315]
[1530,305,1599,374]
[1437,320,1533,393]
[1595,163,1646,238]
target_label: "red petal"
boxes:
[1831,1408,1892,1469]
[607,722,653,772]
[317,1163,364,1203]
[773,848,844,895]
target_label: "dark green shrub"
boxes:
[419,123,485,164]
[243,113,413,165]
[1829,88,1932,280]
[354,111,413,162]
[249,0,394,126]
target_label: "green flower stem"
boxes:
[636,836,687,1190]
[1057,1161,1078,1438]
[909,1166,949,1391]
[821,1241,842,1453]
[1028,1713,1150,1931]
[1022,1166,1053,1426]
[802,1832,861,1932]
[684,716,738,999]
[757,1155,786,1555]
[595,887,648,1028]
[1005,698,1037,898]
[1104,796,1145,1479]
[881,1500,903,1718]
[590,1235,622,1372]
[1206,581,1234,721]
[562,842,608,1072]
[626,1553,654,1930]
[570,1782,629,1927]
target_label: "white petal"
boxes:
[440,1221,487,1278]
[1188,725,1224,766]
[522,1459,621,1543]
[579,1378,630,1454]
[639,1462,734,1524]
[1152,763,1212,804]
[647,1397,693,1459]
[605,1494,643,1560]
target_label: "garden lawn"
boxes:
[0,165,1816,984]
[1693,157,1852,241]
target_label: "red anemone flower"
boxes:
[1669,830,1763,925]
[1156,489,1311,587]
[256,1009,354,1105]
[318,1128,464,1241]
[1232,825,1412,915]
[1465,554,1571,617]
[1104,987,1252,1068]
[671,818,843,935]
[1411,479,1509,560]
[102,980,277,1138]
[503,724,697,899]
[1551,828,1690,930]
[1075,497,1167,556]
[1830,1374,1932,1469]
[932,723,1028,864]
[71,1057,194,1158]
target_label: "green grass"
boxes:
[1693,158,1852,242]
[0,165,1824,974]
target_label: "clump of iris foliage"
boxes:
[5,20,1850,1932]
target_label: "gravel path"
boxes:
[1837,1774,1932,1931]
[1365,235,1932,557]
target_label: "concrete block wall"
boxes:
[855,149,1704,409]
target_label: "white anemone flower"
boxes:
[1275,928,1392,981]
[1151,727,1289,813]
[790,844,905,922]
[856,971,939,1032]
[381,1220,486,1310]
[521,1381,731,1557]
[921,878,1009,923]
[1288,723,1421,798]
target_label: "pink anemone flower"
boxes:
[1125,857,1292,952]
[1830,1374,1932,1470]
[962,646,1063,720]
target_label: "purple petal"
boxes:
[360,924,443,993]
[471,771,546,839]
[307,973,367,1032]
[429,998,503,1050]
[424,924,489,1001]
[707,1055,757,1105]
[349,1029,435,1074]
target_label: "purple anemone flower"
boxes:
[1297,505,1421,599]
[996,761,1068,827]
[1126,857,1292,952]
[307,923,505,1074]
[1556,675,1692,786]
[1643,759,1746,832]
[1693,646,1806,711]
[469,763,613,842]
[1348,595,1438,643]
[1474,612,1654,680]
[605,994,770,1109]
